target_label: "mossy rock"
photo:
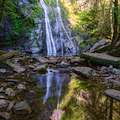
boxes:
[81,52,120,68]
[0,50,6,55]
[37,67,47,74]
[109,47,120,57]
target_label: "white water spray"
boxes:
[56,0,76,55]
[40,0,57,56]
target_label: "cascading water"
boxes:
[40,0,57,56]
[22,0,78,56]
[39,0,77,56]
[55,0,77,55]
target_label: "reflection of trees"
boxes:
[74,85,120,120]
[61,78,120,120]
[84,89,107,120]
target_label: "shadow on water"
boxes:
[60,75,120,120]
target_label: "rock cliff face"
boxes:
[0,0,41,46]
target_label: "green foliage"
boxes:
[44,0,56,6]
[61,98,86,120]
[0,0,42,46]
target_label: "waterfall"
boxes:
[40,0,57,56]
[55,0,77,55]
[39,0,77,56]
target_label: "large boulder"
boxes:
[81,52,120,68]
[14,100,31,113]
[104,89,120,101]
[72,67,98,78]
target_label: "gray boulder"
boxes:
[72,67,98,78]
[14,100,31,113]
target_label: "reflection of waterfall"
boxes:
[43,68,64,104]
[43,68,53,103]
[40,0,57,56]
[36,68,70,105]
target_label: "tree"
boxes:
[112,0,119,46]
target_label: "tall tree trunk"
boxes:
[112,0,119,47]
[110,0,113,40]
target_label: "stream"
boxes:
[36,68,70,105]
[0,54,120,120]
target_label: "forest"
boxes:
[0,0,120,120]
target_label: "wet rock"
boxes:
[0,112,10,120]
[6,61,25,73]
[100,65,120,75]
[7,101,15,111]
[57,61,70,68]
[34,65,47,73]
[0,95,6,99]
[0,87,4,93]
[113,68,120,75]
[0,69,7,73]
[1,83,8,88]
[72,67,98,78]
[5,88,15,97]
[109,80,120,87]
[104,89,120,101]
[17,84,26,91]
[100,66,108,74]
[70,57,85,66]
[48,57,59,64]
[0,99,9,109]
[28,65,35,69]
[34,56,49,64]
[14,100,31,113]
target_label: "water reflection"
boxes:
[36,68,70,104]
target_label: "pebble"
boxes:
[0,112,10,120]
[17,84,26,91]
[5,88,15,97]
[0,99,9,109]
[0,69,7,73]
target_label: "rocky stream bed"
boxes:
[0,50,120,120]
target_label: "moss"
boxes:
[37,67,47,75]
[0,50,6,55]
[109,47,120,57]
[0,0,43,45]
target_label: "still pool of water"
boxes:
[36,68,70,104]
